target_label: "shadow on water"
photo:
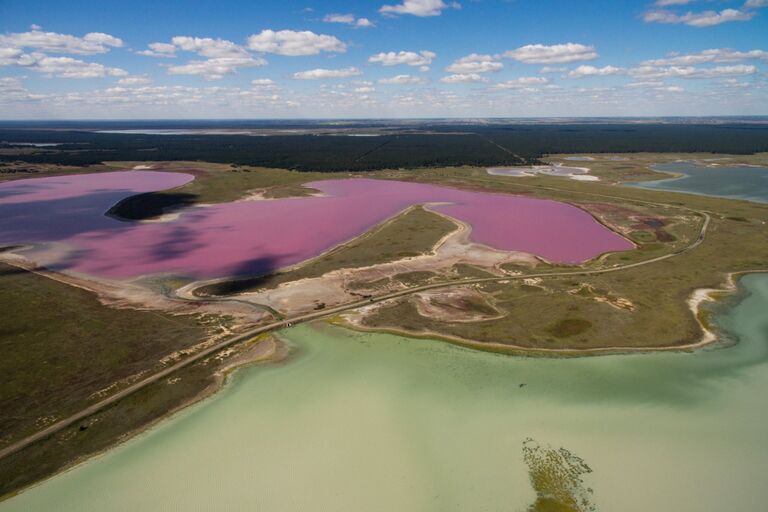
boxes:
[194,255,292,296]
[149,224,208,261]
[106,192,199,221]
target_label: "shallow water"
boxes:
[5,274,768,511]
[0,174,630,279]
[629,161,768,203]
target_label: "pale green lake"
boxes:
[629,161,768,203]
[4,274,768,511]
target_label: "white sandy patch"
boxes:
[564,156,595,161]
[487,163,599,181]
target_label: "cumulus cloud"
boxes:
[167,56,265,80]
[137,42,177,58]
[643,8,754,27]
[445,53,503,73]
[368,50,435,67]
[379,0,460,17]
[292,67,362,79]
[16,53,127,78]
[378,74,428,84]
[117,75,153,85]
[642,48,768,66]
[324,13,375,28]
[140,36,265,79]
[247,29,346,56]
[745,0,768,7]
[493,77,550,89]
[540,66,567,74]
[0,47,23,66]
[629,64,757,79]
[440,73,488,83]
[0,27,123,55]
[171,36,251,59]
[251,78,275,86]
[567,65,626,78]
[0,76,46,103]
[504,43,598,64]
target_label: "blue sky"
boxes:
[1,0,766,118]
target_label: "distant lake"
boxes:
[629,161,768,203]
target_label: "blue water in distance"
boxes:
[629,162,768,203]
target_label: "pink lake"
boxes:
[0,171,633,280]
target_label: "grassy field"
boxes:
[0,263,216,447]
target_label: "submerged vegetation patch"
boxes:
[523,438,596,512]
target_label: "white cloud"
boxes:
[642,48,768,66]
[293,67,362,79]
[0,28,123,55]
[504,43,598,64]
[567,65,626,78]
[368,50,435,67]
[137,42,177,58]
[247,30,346,56]
[493,77,550,89]
[441,73,488,83]
[630,64,757,79]
[445,53,503,73]
[745,0,768,7]
[140,36,265,79]
[378,74,428,84]
[354,86,376,93]
[0,47,23,66]
[540,66,567,74]
[16,53,127,78]
[0,76,46,103]
[643,8,754,27]
[324,14,375,28]
[171,36,251,59]
[379,0,460,17]
[721,78,751,88]
[324,13,356,23]
[117,75,153,85]
[168,56,266,80]
[251,78,275,86]
[625,80,664,88]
